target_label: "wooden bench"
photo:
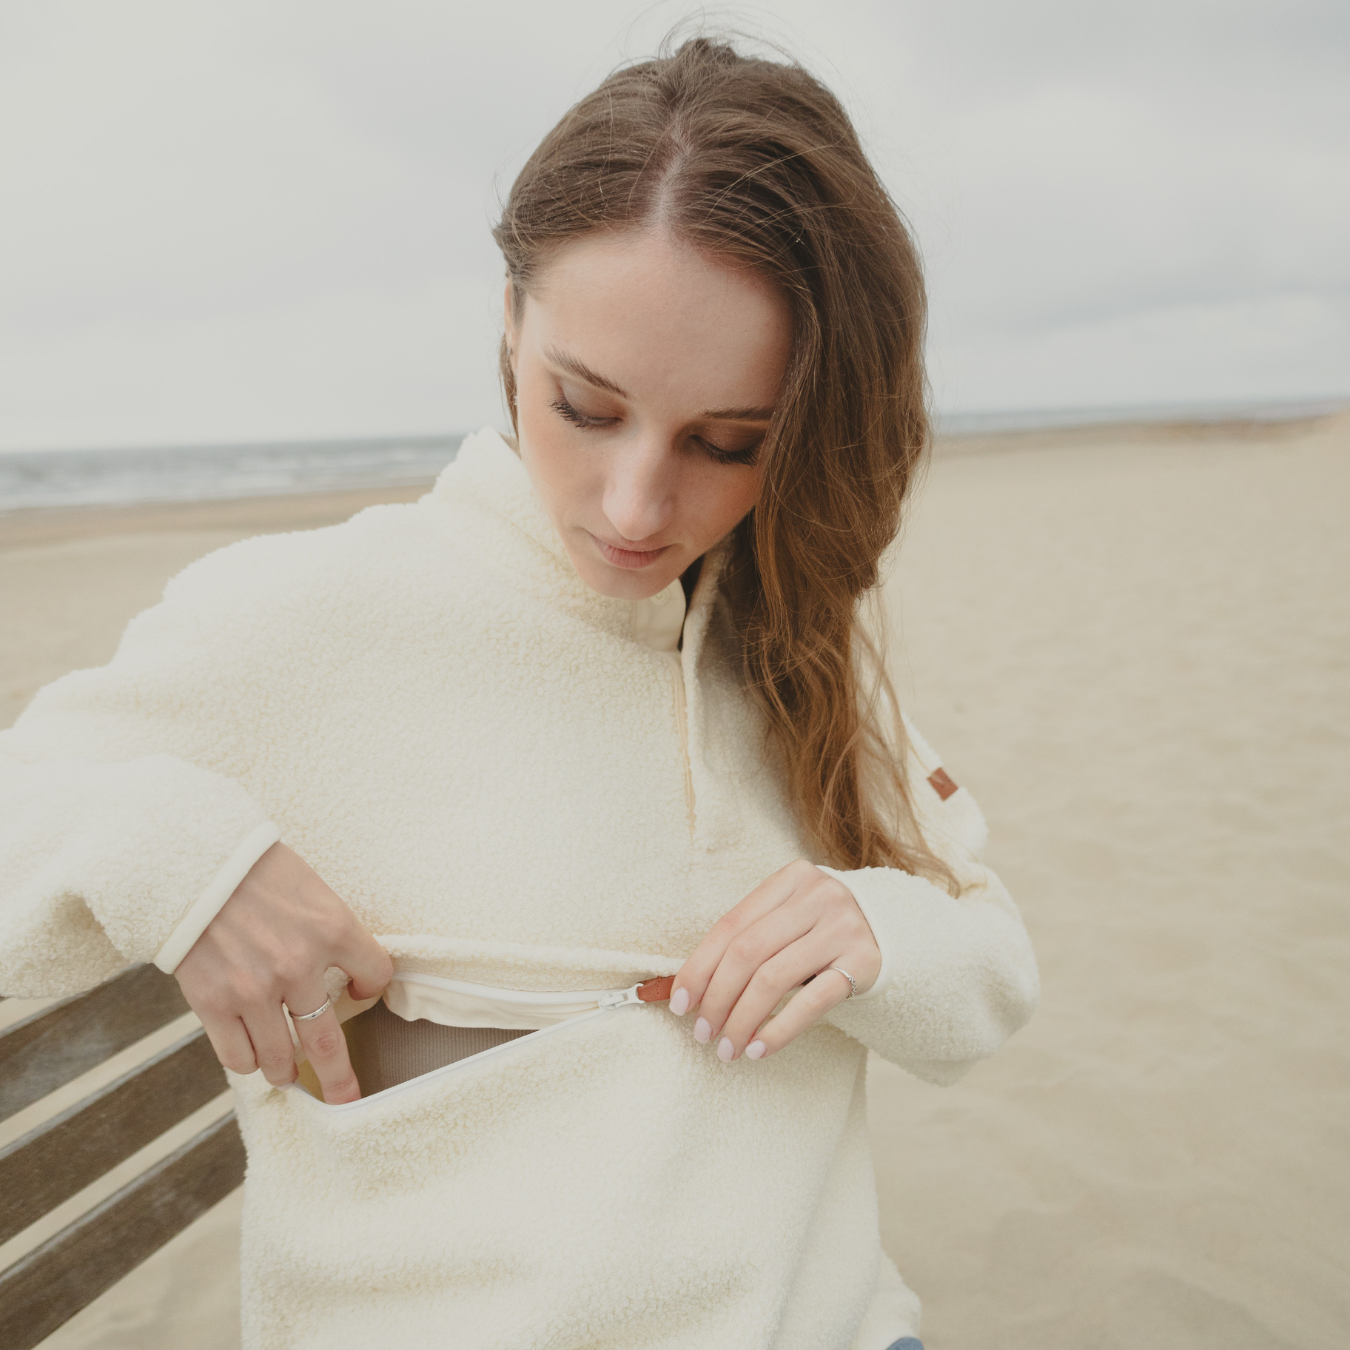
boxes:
[0,965,242,1348]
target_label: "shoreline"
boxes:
[935,406,1344,457]
[0,482,435,551]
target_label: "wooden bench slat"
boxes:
[0,965,189,1123]
[0,1112,245,1350]
[0,1028,227,1246]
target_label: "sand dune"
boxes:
[2,414,1346,1348]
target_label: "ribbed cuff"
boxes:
[817,865,894,1001]
[153,821,281,974]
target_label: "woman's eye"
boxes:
[549,396,756,466]
[549,396,615,430]
[698,436,759,467]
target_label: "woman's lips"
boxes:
[588,532,672,570]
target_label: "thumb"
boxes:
[337,925,394,1001]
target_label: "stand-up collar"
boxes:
[438,426,728,657]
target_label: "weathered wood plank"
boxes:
[0,965,188,1123]
[0,1028,228,1246]
[0,1113,245,1350]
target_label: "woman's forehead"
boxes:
[522,230,791,413]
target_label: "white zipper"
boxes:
[292,977,655,1114]
[390,971,644,1008]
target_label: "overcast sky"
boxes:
[1,0,1346,451]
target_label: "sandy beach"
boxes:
[3,413,1347,1349]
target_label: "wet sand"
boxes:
[4,413,1347,1348]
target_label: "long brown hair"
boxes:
[494,35,956,890]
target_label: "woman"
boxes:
[0,36,1037,1350]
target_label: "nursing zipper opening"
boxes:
[294,974,673,1112]
[392,971,657,1005]
[387,971,673,1014]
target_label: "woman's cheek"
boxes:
[689,462,763,549]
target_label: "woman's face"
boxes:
[505,229,792,600]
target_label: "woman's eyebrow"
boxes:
[544,346,628,398]
[699,405,775,422]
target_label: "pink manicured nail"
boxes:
[669,986,690,1016]
[746,1040,767,1060]
[694,1017,712,1043]
[717,1037,735,1062]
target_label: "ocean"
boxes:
[0,435,464,514]
[0,397,1343,514]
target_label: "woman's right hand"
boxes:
[173,842,392,1104]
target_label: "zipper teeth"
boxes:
[389,971,628,1005]
[291,1004,620,1115]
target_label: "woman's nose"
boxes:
[602,440,677,542]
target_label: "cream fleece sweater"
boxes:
[0,429,1038,1350]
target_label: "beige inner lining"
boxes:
[297,1000,532,1099]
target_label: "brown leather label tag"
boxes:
[637,975,675,1002]
[928,767,959,801]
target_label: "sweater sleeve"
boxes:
[0,541,286,999]
[816,725,1039,1085]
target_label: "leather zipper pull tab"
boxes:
[598,976,675,1010]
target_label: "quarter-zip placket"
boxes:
[667,654,696,836]
[633,577,698,839]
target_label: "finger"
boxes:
[693,902,817,1048]
[716,937,839,1060]
[672,860,816,1013]
[742,959,854,1060]
[290,990,362,1105]
[332,921,394,1002]
[244,1003,301,1088]
[198,1013,258,1076]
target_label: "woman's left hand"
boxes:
[669,859,881,1062]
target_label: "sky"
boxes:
[0,0,1346,451]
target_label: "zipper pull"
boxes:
[598,976,675,1010]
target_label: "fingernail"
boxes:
[718,1037,735,1062]
[694,1017,712,1044]
[669,986,690,1016]
[746,1040,767,1060]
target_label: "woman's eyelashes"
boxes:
[696,435,760,467]
[550,395,760,467]
[549,395,615,430]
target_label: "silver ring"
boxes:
[288,997,331,1023]
[824,966,857,999]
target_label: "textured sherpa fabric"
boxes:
[0,428,1038,1350]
